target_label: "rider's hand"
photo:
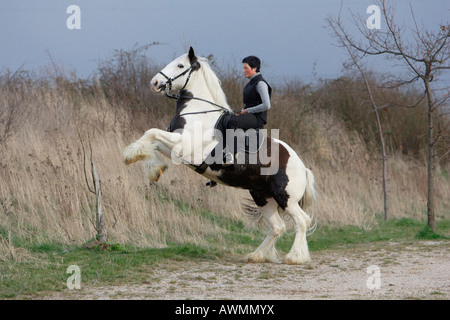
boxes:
[234,109,248,116]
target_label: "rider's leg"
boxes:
[224,113,260,165]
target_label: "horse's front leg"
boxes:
[123,128,183,181]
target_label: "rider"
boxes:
[224,55,272,165]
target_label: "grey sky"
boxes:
[1,0,449,83]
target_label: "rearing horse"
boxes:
[123,47,316,264]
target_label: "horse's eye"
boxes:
[177,64,184,69]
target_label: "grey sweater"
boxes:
[243,73,271,114]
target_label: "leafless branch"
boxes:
[78,132,95,194]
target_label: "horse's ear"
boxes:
[188,47,197,63]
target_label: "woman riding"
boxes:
[224,55,272,165]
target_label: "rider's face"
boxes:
[243,63,257,78]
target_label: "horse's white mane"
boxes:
[196,57,232,110]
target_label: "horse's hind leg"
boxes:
[283,200,311,264]
[247,198,286,264]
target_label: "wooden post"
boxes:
[92,162,105,242]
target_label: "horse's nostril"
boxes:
[153,80,158,87]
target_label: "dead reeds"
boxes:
[0,55,448,248]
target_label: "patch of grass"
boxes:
[1,217,448,299]
[82,239,125,252]
[0,241,217,299]
[394,217,424,227]
[415,225,448,240]
[286,217,449,252]
[27,242,68,253]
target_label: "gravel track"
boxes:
[45,240,449,300]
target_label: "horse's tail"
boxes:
[299,168,316,210]
[300,168,317,235]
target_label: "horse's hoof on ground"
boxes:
[247,252,281,264]
[246,253,266,264]
[283,255,310,265]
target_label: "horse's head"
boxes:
[151,47,200,94]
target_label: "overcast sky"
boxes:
[1,0,449,84]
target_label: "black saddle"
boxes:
[195,114,266,174]
[213,113,265,155]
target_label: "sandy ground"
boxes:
[45,240,449,300]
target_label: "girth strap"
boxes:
[194,161,209,174]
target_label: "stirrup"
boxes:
[223,152,234,166]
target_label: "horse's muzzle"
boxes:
[151,79,167,93]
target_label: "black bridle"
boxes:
[158,62,231,114]
[158,62,197,98]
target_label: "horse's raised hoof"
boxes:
[124,154,146,165]
[124,158,137,165]
[123,142,147,165]
[146,165,168,182]
[154,168,165,182]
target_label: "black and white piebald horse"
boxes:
[123,47,316,264]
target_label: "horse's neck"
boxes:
[184,77,213,105]
[184,72,229,111]
[173,73,228,160]
[181,76,223,143]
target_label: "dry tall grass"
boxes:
[0,63,448,249]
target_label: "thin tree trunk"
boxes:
[352,60,389,220]
[374,109,389,220]
[79,133,107,242]
[425,79,436,232]
[92,162,106,241]
[327,14,390,220]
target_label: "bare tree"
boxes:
[328,0,449,231]
[328,8,390,220]
[79,133,106,242]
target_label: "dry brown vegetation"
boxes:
[0,47,449,249]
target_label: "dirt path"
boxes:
[46,241,449,300]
